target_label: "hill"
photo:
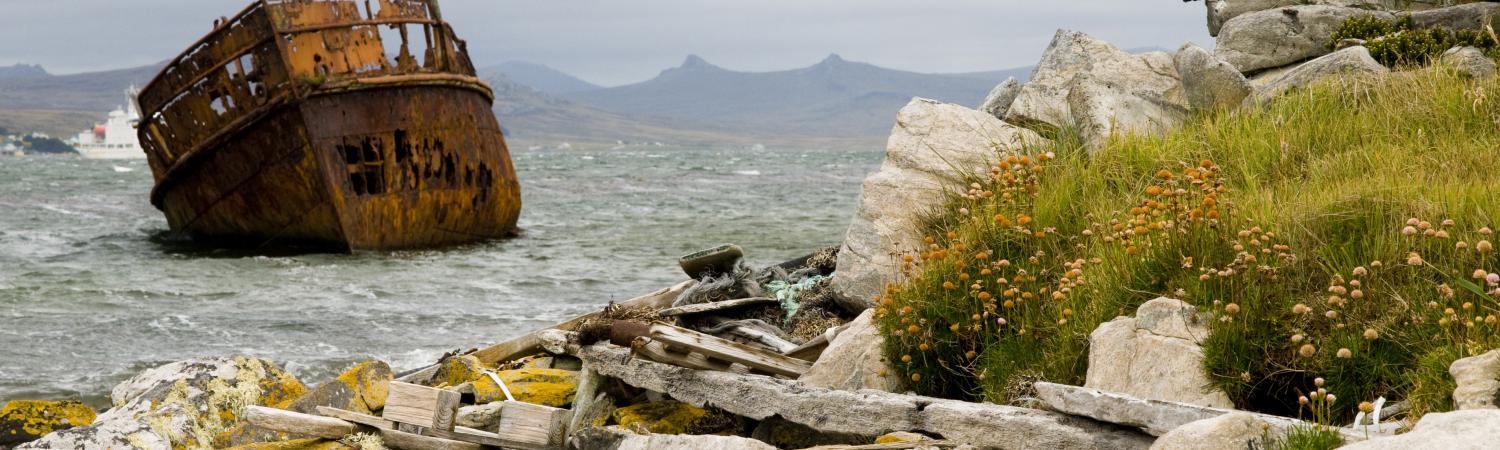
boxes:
[563,54,1006,138]
[0,63,159,137]
[479,62,602,95]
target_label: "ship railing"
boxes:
[137,0,483,183]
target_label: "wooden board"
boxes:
[468,280,695,366]
[648,323,812,377]
[384,381,462,431]
[319,406,551,450]
[656,297,777,317]
[244,405,355,439]
[497,400,570,449]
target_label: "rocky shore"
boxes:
[7,1,1500,449]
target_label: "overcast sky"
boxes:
[1,0,1213,86]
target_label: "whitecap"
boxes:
[733,170,762,176]
[112,166,135,173]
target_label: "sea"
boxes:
[0,147,882,408]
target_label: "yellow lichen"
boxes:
[472,368,578,406]
[335,362,391,412]
[611,401,708,435]
[222,437,355,450]
[0,400,97,442]
[433,355,487,388]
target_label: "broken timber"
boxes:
[384,382,462,431]
[647,323,811,377]
[317,406,551,450]
[655,297,777,317]
[245,405,483,450]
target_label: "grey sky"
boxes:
[1,1,1213,86]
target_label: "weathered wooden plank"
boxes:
[381,428,484,450]
[320,406,550,450]
[648,323,812,377]
[497,400,570,449]
[384,381,461,431]
[633,338,732,372]
[702,316,801,353]
[468,281,695,366]
[656,297,777,317]
[244,405,355,439]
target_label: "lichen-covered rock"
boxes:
[0,400,96,448]
[1085,298,1232,408]
[1341,409,1500,449]
[1007,29,1183,133]
[831,98,1043,304]
[475,368,579,407]
[1175,42,1251,111]
[1450,349,1500,410]
[1440,46,1498,80]
[17,356,305,450]
[799,309,902,392]
[432,354,488,388]
[1216,6,1394,73]
[1249,46,1389,103]
[1203,0,1443,36]
[612,401,710,435]
[225,361,393,447]
[978,77,1022,120]
[1149,413,1271,450]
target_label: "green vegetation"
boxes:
[875,66,1500,422]
[1271,424,1343,450]
[1331,16,1499,67]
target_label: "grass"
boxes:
[874,65,1500,423]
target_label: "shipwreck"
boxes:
[137,0,521,251]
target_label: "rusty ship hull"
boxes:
[137,0,520,251]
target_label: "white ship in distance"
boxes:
[72,88,146,160]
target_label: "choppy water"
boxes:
[0,147,880,408]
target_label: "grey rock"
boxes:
[1175,42,1252,111]
[573,343,1153,449]
[1216,5,1395,73]
[1008,30,1184,133]
[1149,413,1271,450]
[1450,349,1500,410]
[1084,298,1232,408]
[1204,0,1443,36]
[978,77,1022,120]
[1406,2,1500,32]
[1250,46,1389,103]
[19,357,302,450]
[570,426,776,450]
[1440,46,1498,80]
[1066,73,1189,150]
[1033,382,1375,441]
[799,309,904,392]
[1341,409,1500,450]
[831,98,1042,305]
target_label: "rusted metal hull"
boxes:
[155,85,520,251]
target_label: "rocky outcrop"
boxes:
[1085,298,1233,409]
[0,401,96,448]
[799,309,903,392]
[570,426,777,450]
[1216,6,1394,73]
[1450,349,1500,410]
[1250,46,1390,103]
[574,342,1154,449]
[979,77,1022,120]
[1148,413,1270,450]
[1342,409,1500,449]
[1007,30,1183,133]
[1033,382,1372,442]
[1175,43,1252,111]
[18,357,306,450]
[612,401,710,434]
[474,368,579,406]
[287,361,392,415]
[1440,46,1498,80]
[831,98,1043,305]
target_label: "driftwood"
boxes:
[244,405,483,450]
[318,406,549,450]
[400,281,694,383]
[656,297,777,317]
[384,382,462,431]
[701,317,801,353]
[648,323,811,377]
[632,337,753,375]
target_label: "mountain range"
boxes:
[0,56,1033,148]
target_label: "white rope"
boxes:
[483,370,515,402]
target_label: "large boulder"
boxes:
[1341,409,1500,449]
[1450,349,1500,410]
[799,309,903,392]
[1216,5,1395,73]
[18,357,306,450]
[225,360,394,446]
[1175,43,1252,111]
[831,98,1043,305]
[1085,298,1232,409]
[1440,46,1498,80]
[978,77,1022,120]
[1149,413,1270,450]
[1204,0,1444,36]
[1249,46,1389,103]
[0,400,96,448]
[1406,2,1500,31]
[1066,72,1189,149]
[1006,30,1183,133]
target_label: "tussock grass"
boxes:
[876,66,1500,422]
